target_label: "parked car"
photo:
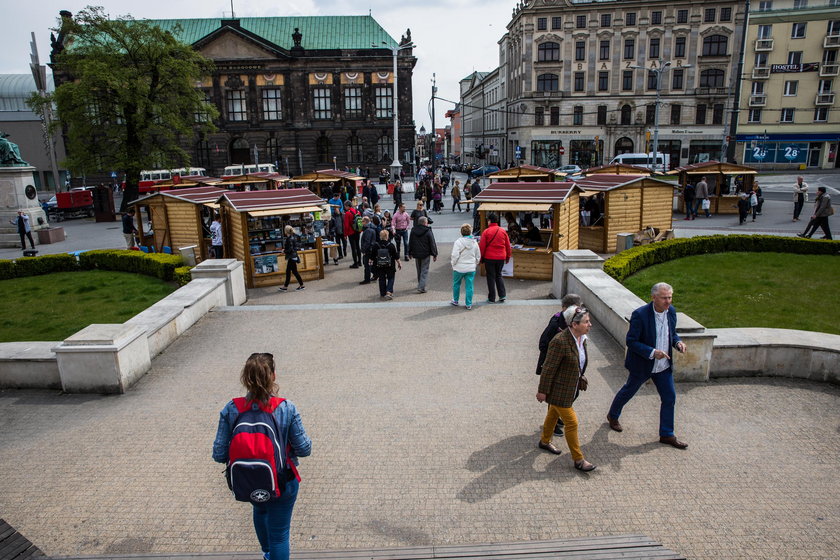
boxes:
[46,195,58,208]
[556,165,582,175]
[468,165,501,178]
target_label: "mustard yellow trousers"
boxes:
[541,405,583,461]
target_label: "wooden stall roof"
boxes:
[219,188,326,213]
[215,172,290,186]
[665,161,758,175]
[290,169,364,182]
[473,181,576,204]
[582,163,653,176]
[573,174,677,194]
[130,185,227,206]
[487,165,564,181]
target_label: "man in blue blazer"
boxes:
[607,282,689,449]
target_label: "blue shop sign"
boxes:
[744,142,808,164]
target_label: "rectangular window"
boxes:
[672,69,684,89]
[344,87,362,118]
[226,90,247,121]
[675,37,686,58]
[758,25,772,39]
[624,39,635,59]
[647,71,658,90]
[752,82,765,94]
[793,0,807,8]
[819,79,833,93]
[601,14,612,27]
[261,88,282,121]
[574,72,585,92]
[575,41,586,61]
[194,91,212,123]
[535,106,545,126]
[551,16,562,30]
[829,20,840,34]
[538,17,547,31]
[375,86,393,118]
[626,12,636,26]
[597,105,607,125]
[784,81,798,96]
[622,70,634,91]
[748,109,762,122]
[550,106,560,125]
[646,104,656,124]
[781,108,795,122]
[712,103,724,125]
[651,11,662,25]
[573,106,583,125]
[576,15,586,28]
[720,7,732,21]
[670,104,681,125]
[755,52,768,66]
[600,40,610,60]
[704,8,716,23]
[598,71,609,91]
[788,51,803,65]
[312,87,332,120]
[758,1,773,11]
[791,22,806,38]
[650,37,660,59]
[677,10,688,24]
[814,107,828,122]
[695,104,707,125]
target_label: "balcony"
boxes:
[755,39,774,51]
[825,34,840,49]
[752,67,771,79]
[749,94,767,107]
[693,87,730,97]
[820,64,839,77]
[815,92,836,105]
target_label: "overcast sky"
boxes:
[2,0,513,130]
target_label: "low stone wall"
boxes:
[0,259,246,393]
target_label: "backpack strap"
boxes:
[232,396,285,413]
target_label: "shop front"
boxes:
[737,133,840,169]
[667,161,757,215]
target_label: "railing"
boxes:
[755,38,774,51]
[820,64,839,77]
[824,34,840,48]
[693,87,730,96]
[815,92,836,105]
[752,67,771,79]
[749,94,767,107]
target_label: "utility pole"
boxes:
[431,73,437,177]
[726,0,751,163]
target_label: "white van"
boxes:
[222,163,277,176]
[609,153,670,172]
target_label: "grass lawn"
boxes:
[1,270,177,342]
[623,252,840,335]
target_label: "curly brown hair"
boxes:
[240,353,277,403]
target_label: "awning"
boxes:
[477,202,553,212]
[247,205,323,217]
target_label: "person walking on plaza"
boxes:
[410,200,430,226]
[793,176,808,222]
[212,352,311,560]
[359,216,376,285]
[210,214,224,258]
[682,182,695,220]
[749,187,759,222]
[451,180,461,212]
[694,176,710,218]
[11,210,35,251]
[392,203,411,261]
[463,179,473,212]
[343,200,362,268]
[392,180,403,214]
[450,223,481,310]
[329,205,345,264]
[368,229,400,299]
[737,193,750,225]
[408,216,437,293]
[122,208,138,249]
[798,186,833,239]
[478,213,512,303]
[607,282,688,449]
[278,225,305,291]
[536,306,596,472]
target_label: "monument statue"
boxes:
[0,132,28,166]
[292,28,302,48]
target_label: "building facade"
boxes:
[460,68,508,167]
[50,15,416,181]
[737,0,840,169]
[489,0,745,170]
[445,106,462,165]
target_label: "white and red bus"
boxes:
[136,167,208,192]
[222,163,277,177]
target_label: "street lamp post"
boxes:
[375,40,415,182]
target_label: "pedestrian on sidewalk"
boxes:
[793,176,808,221]
[450,223,481,310]
[682,182,696,220]
[737,193,750,225]
[694,176,710,218]
[212,352,311,560]
[359,216,376,285]
[368,229,400,299]
[11,210,35,251]
[121,208,138,249]
[536,306,596,472]
[392,203,411,260]
[478,213,511,303]
[798,186,833,239]
[749,187,759,222]
[451,180,461,212]
[210,214,224,258]
[343,201,362,268]
[408,216,437,293]
[278,225,305,292]
[392,180,403,214]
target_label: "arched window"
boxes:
[316,135,331,164]
[346,136,362,163]
[230,138,250,165]
[699,69,726,88]
[265,138,280,166]
[536,73,559,92]
[702,35,728,56]
[537,42,560,62]
[377,136,392,162]
[614,137,634,155]
[620,104,632,125]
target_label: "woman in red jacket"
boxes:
[478,212,512,303]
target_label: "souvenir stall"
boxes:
[573,174,676,253]
[667,161,757,215]
[217,189,330,288]
[472,182,580,280]
[486,165,563,183]
[581,163,653,176]
[129,185,227,259]
[215,172,289,191]
[289,169,364,198]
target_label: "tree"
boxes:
[29,6,217,209]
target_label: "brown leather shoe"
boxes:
[659,436,688,449]
[607,415,623,432]
[538,441,562,455]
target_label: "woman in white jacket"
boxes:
[450,223,482,310]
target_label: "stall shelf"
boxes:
[666,161,757,215]
[486,165,564,183]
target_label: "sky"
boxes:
[1,0,514,131]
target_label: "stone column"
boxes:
[189,258,247,306]
[551,249,604,299]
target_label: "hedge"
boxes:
[0,260,15,280]
[174,266,192,287]
[603,235,840,282]
[0,253,79,280]
[78,250,184,281]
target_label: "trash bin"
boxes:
[179,245,198,266]
[615,233,634,253]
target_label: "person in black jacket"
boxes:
[536,293,583,436]
[408,216,438,293]
[359,216,377,284]
[367,229,401,299]
[278,225,305,291]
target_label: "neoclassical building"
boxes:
[50,14,416,180]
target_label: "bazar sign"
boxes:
[771,63,819,73]
[669,129,705,134]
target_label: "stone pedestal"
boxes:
[0,166,48,248]
[674,313,716,382]
[53,324,151,394]
[190,259,247,306]
[38,227,65,244]
[551,250,605,299]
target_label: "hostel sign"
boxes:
[770,62,819,73]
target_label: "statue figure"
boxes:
[292,28,302,48]
[0,132,28,166]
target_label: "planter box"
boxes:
[38,227,65,244]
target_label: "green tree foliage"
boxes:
[29,7,217,208]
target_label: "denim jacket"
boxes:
[212,398,312,465]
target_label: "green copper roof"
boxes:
[148,16,399,51]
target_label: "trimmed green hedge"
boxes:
[0,253,79,280]
[0,260,15,280]
[174,266,192,287]
[604,235,840,282]
[79,250,184,281]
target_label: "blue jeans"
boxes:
[394,229,409,257]
[378,271,395,295]
[608,367,676,437]
[452,270,475,306]
[253,479,299,560]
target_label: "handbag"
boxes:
[701,199,711,210]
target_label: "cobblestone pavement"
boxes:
[1,261,839,560]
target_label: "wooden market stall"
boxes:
[486,164,564,183]
[215,172,289,191]
[129,185,227,260]
[289,169,364,198]
[581,163,653,176]
[573,174,677,253]
[472,182,579,280]
[666,161,757,215]
[218,189,330,288]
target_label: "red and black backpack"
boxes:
[226,397,300,504]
